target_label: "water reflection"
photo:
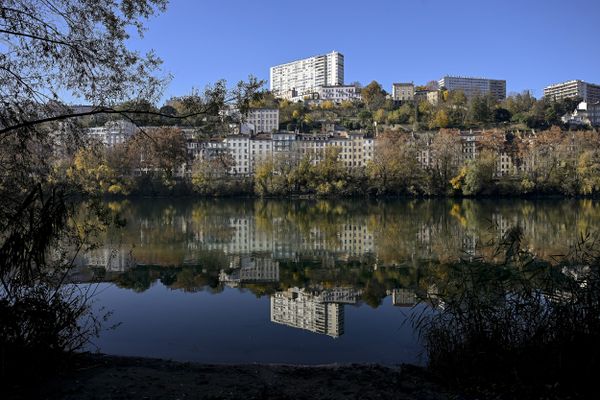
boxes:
[79,199,600,271]
[74,198,600,362]
[219,255,280,287]
[270,287,362,338]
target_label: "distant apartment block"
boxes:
[270,51,344,100]
[392,82,414,101]
[315,85,361,103]
[544,80,600,103]
[86,120,137,146]
[438,76,506,100]
[414,130,517,177]
[216,131,374,176]
[243,108,279,134]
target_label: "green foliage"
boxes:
[431,109,449,129]
[366,133,425,195]
[461,151,497,195]
[255,149,353,197]
[386,103,413,124]
[192,153,251,196]
[68,145,127,195]
[493,107,511,123]
[1,0,171,381]
[361,81,387,111]
[468,94,495,125]
[577,150,600,195]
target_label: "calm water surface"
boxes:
[76,198,600,364]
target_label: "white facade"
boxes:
[86,120,137,146]
[249,136,274,173]
[270,51,344,99]
[295,133,374,168]
[315,85,361,103]
[223,136,250,175]
[243,108,279,134]
[219,132,374,176]
[413,131,519,177]
[544,80,600,103]
[438,76,506,100]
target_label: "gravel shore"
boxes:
[9,354,457,400]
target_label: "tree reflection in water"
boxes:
[72,198,600,384]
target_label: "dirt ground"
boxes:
[8,354,460,400]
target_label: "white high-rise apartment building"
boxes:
[544,80,600,103]
[438,76,506,100]
[270,51,344,99]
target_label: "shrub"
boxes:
[415,228,600,399]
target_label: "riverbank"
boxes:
[9,354,456,400]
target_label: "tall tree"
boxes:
[367,132,424,194]
[0,0,261,376]
[430,129,463,194]
[361,81,387,111]
[128,127,187,182]
[0,0,169,378]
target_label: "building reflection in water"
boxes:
[77,247,135,272]
[270,287,362,338]
[389,288,418,307]
[72,199,600,338]
[218,255,280,288]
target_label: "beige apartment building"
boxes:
[392,82,414,101]
[414,89,441,105]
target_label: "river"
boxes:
[74,198,600,364]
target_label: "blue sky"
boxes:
[129,0,600,103]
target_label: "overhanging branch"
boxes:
[0,95,240,136]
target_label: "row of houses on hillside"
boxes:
[85,119,600,180]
